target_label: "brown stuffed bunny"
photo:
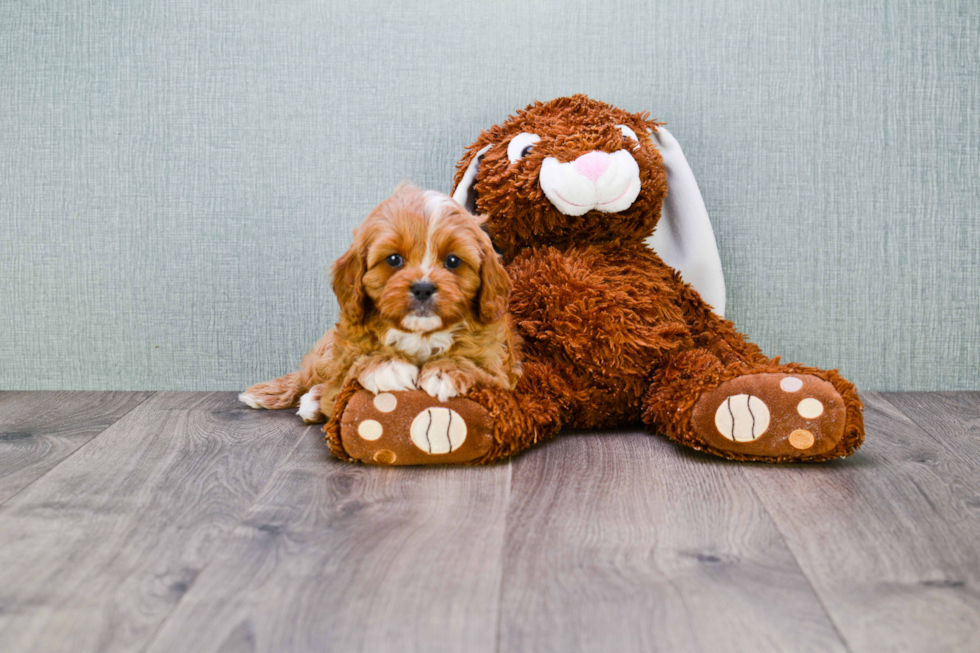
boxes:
[326,95,864,465]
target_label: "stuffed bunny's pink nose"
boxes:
[572,151,611,182]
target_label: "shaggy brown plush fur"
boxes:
[328,95,864,464]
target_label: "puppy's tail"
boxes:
[239,372,307,410]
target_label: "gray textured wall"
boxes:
[1,0,978,391]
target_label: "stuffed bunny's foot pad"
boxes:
[339,390,494,465]
[692,373,847,459]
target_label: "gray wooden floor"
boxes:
[0,392,978,653]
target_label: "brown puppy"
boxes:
[239,184,519,423]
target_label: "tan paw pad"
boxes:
[338,390,494,465]
[789,429,815,450]
[373,449,397,464]
[797,398,824,419]
[357,419,383,441]
[373,392,398,413]
[692,373,847,459]
[780,376,803,392]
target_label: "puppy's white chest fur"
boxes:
[384,327,455,362]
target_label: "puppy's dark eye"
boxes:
[386,254,403,268]
[444,254,462,270]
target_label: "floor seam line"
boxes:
[136,420,315,653]
[493,458,513,653]
[876,392,973,462]
[736,464,856,653]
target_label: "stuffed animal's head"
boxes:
[452,95,669,257]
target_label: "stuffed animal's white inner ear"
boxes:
[645,126,727,317]
[452,144,492,214]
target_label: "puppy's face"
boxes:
[332,186,509,333]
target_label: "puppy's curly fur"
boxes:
[240,185,519,423]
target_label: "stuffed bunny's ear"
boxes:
[452,144,492,214]
[646,127,727,317]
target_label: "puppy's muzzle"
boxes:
[410,282,437,303]
[402,282,444,332]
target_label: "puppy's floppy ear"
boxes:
[475,229,511,323]
[331,240,367,323]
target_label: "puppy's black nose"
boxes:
[410,282,437,302]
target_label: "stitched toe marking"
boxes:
[410,407,466,454]
[714,394,770,442]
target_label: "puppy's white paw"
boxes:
[420,370,464,402]
[296,387,324,423]
[359,360,419,394]
[238,392,262,409]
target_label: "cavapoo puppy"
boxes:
[239,184,519,424]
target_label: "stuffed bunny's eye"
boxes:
[616,125,639,149]
[507,133,541,163]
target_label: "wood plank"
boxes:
[741,392,980,653]
[0,391,153,504]
[882,392,980,464]
[0,392,308,653]
[497,430,846,653]
[143,429,511,653]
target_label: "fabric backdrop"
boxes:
[1,0,977,391]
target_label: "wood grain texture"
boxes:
[497,430,846,653]
[2,391,978,652]
[741,392,980,652]
[882,392,980,464]
[0,391,153,504]
[0,392,307,653]
[144,428,511,653]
